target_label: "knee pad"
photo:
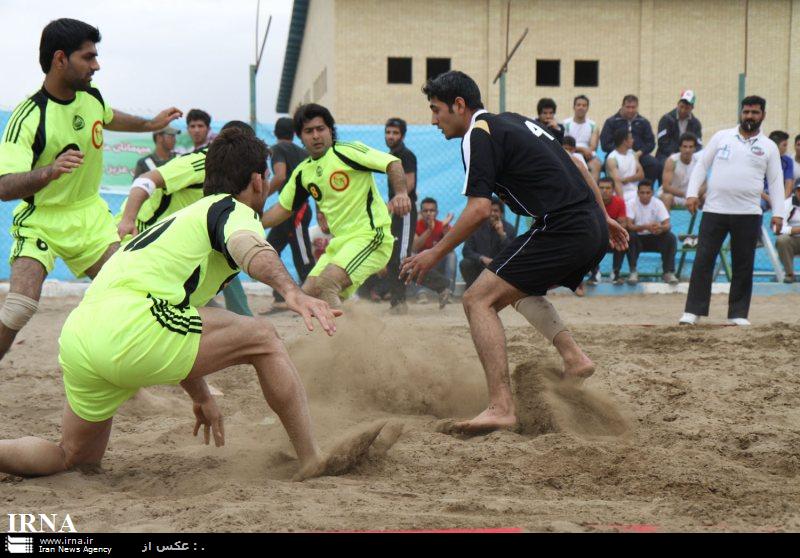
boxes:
[0,293,39,331]
[314,275,344,309]
[513,295,567,344]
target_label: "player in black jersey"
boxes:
[402,71,628,433]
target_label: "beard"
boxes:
[740,118,761,132]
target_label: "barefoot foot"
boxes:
[448,406,517,435]
[562,352,595,383]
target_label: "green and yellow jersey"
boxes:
[0,84,113,206]
[278,140,397,237]
[118,146,207,233]
[88,194,263,311]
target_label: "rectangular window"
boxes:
[574,60,599,87]
[426,58,451,80]
[387,57,412,84]
[536,59,560,87]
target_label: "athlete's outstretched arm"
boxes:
[571,156,629,251]
[261,203,292,229]
[106,107,183,132]
[400,196,491,284]
[117,169,167,238]
[0,149,83,201]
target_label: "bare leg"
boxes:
[186,307,322,468]
[0,404,112,476]
[83,242,120,279]
[301,264,351,309]
[0,257,47,362]
[454,270,526,433]
[660,193,674,211]
[553,330,595,381]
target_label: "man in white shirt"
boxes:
[680,96,784,325]
[626,180,678,285]
[606,128,644,207]
[775,186,800,283]
[563,95,601,181]
[660,132,705,209]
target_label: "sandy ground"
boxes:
[1,292,799,533]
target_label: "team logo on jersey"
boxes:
[72,115,85,131]
[308,183,322,200]
[316,166,323,177]
[91,120,103,149]
[329,171,350,192]
[751,145,764,156]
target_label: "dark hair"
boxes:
[769,130,789,145]
[204,127,269,196]
[221,120,254,134]
[613,128,630,148]
[573,94,590,106]
[422,70,484,111]
[678,132,698,146]
[598,176,614,185]
[293,103,337,140]
[741,95,766,111]
[39,18,101,73]
[622,94,639,105]
[637,179,654,190]
[562,135,577,148]
[274,117,294,140]
[186,109,211,127]
[420,197,438,207]
[537,97,557,116]
[795,134,800,144]
[385,117,407,137]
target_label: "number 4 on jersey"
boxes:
[525,120,555,141]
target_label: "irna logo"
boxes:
[7,513,76,533]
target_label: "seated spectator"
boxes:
[660,132,705,210]
[626,180,678,285]
[656,90,703,161]
[793,134,800,189]
[763,131,795,205]
[563,94,601,181]
[410,197,454,309]
[588,177,630,285]
[776,186,800,283]
[600,94,661,184]
[533,97,565,143]
[133,126,179,177]
[460,198,515,289]
[563,136,588,169]
[606,128,644,207]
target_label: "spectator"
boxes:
[600,94,661,184]
[533,97,564,143]
[384,117,420,314]
[775,186,800,283]
[588,177,629,285]
[680,95,784,326]
[460,198,515,289]
[626,180,678,285]
[660,132,705,210]
[563,94,601,181]
[267,117,314,311]
[562,136,588,169]
[656,90,703,161]
[606,128,644,207]
[764,131,794,201]
[132,126,179,178]
[793,134,800,188]
[186,108,214,151]
[411,197,453,307]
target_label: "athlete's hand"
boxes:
[685,197,700,215]
[117,218,137,240]
[285,289,343,336]
[400,248,441,285]
[607,216,629,252]
[147,107,183,131]
[47,150,84,181]
[389,192,411,216]
[192,398,224,447]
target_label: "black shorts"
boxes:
[488,205,608,295]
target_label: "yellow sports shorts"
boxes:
[9,196,119,277]
[59,290,202,422]
[308,225,393,300]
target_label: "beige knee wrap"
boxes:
[513,296,567,344]
[315,275,343,309]
[0,293,39,331]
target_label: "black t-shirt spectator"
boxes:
[462,110,594,216]
[389,142,417,203]
[270,141,309,193]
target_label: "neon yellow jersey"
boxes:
[87,194,264,308]
[279,140,396,237]
[0,84,114,206]
[120,146,207,232]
